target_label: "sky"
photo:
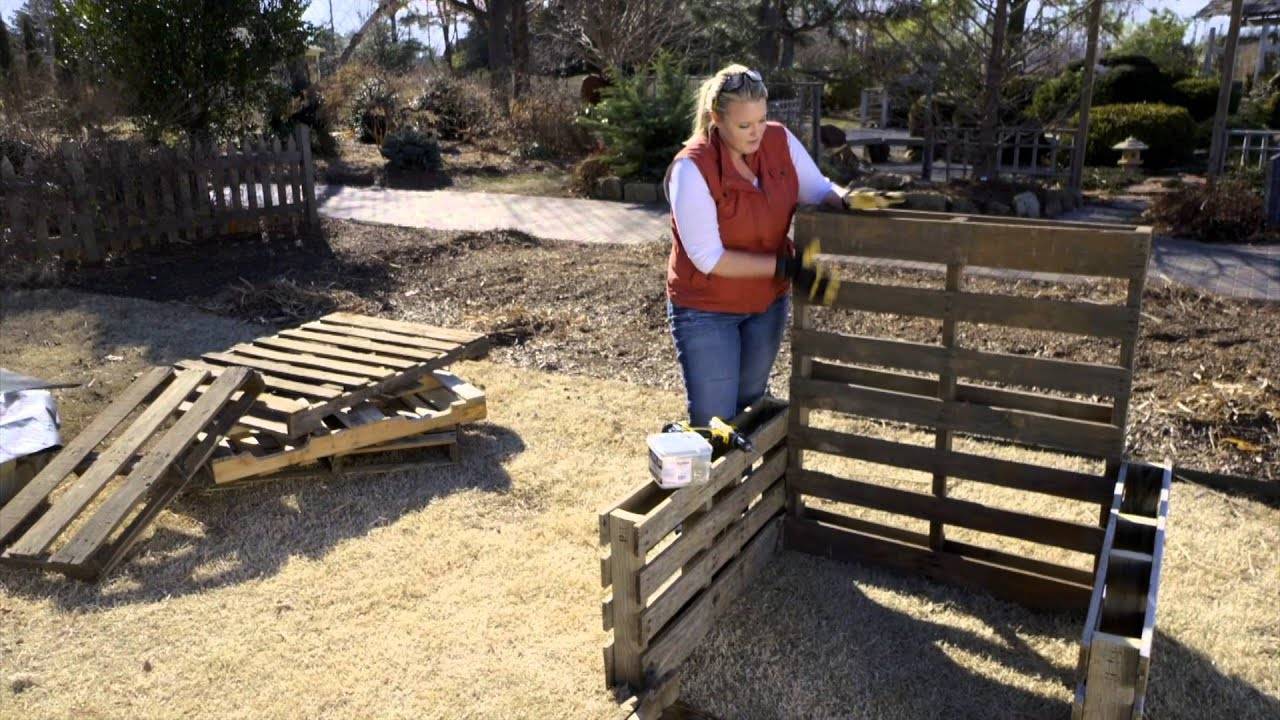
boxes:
[0,1,1235,51]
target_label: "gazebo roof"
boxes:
[1197,1,1280,25]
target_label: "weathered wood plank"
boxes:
[229,342,394,379]
[802,507,1095,586]
[784,516,1092,611]
[794,328,1128,397]
[790,468,1104,554]
[0,368,174,546]
[608,511,646,690]
[49,368,256,568]
[177,359,342,400]
[635,405,788,553]
[639,448,786,601]
[809,361,1114,423]
[830,282,1135,338]
[640,481,785,645]
[322,312,487,345]
[298,125,319,227]
[3,369,208,559]
[201,351,368,388]
[795,209,1149,278]
[1081,632,1142,720]
[791,425,1112,503]
[791,377,1124,458]
[640,517,781,683]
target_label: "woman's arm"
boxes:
[786,128,847,209]
[668,159,777,278]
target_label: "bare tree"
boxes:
[543,0,693,72]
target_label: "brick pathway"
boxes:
[316,184,669,245]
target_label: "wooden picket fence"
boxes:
[1,125,318,265]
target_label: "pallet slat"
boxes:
[0,367,262,578]
[795,209,1149,278]
[0,367,174,545]
[791,468,1104,554]
[4,369,209,559]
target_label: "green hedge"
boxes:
[1085,103,1196,169]
[1173,77,1243,121]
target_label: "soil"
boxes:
[55,217,1280,482]
[314,134,573,194]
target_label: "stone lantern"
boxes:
[1112,136,1148,169]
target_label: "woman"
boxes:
[664,64,849,427]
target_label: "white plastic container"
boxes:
[647,431,712,489]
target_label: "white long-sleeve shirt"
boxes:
[666,127,836,274]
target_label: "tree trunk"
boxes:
[337,0,406,67]
[1007,0,1028,55]
[756,1,780,71]
[976,0,1010,179]
[439,1,454,70]
[511,0,530,99]
[1069,0,1104,190]
[1209,0,1246,179]
[487,0,513,107]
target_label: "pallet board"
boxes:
[1073,461,1171,720]
[787,208,1153,611]
[179,312,489,438]
[207,369,486,485]
[600,401,788,693]
[0,366,262,579]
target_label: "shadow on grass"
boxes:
[60,221,398,322]
[678,552,1280,720]
[0,421,525,607]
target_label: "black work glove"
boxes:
[775,241,840,306]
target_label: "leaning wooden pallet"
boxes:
[205,369,486,486]
[0,366,262,579]
[178,312,488,439]
[1073,460,1171,720]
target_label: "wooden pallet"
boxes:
[178,312,488,439]
[601,400,788,693]
[785,208,1153,612]
[0,366,262,579]
[206,369,486,485]
[201,429,463,490]
[1073,461,1171,720]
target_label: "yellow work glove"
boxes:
[842,189,906,212]
[776,240,841,306]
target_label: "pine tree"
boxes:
[577,52,695,180]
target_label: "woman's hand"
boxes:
[822,186,848,209]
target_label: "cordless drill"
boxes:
[661,417,754,457]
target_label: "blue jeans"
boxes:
[668,295,790,427]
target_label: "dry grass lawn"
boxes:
[1,289,1277,719]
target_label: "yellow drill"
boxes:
[661,417,754,457]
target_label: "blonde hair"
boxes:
[686,63,768,145]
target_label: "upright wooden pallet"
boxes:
[0,367,262,579]
[206,369,486,486]
[178,312,488,439]
[1074,461,1171,720]
[600,401,788,694]
[786,208,1153,611]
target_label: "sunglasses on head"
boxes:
[721,69,764,92]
